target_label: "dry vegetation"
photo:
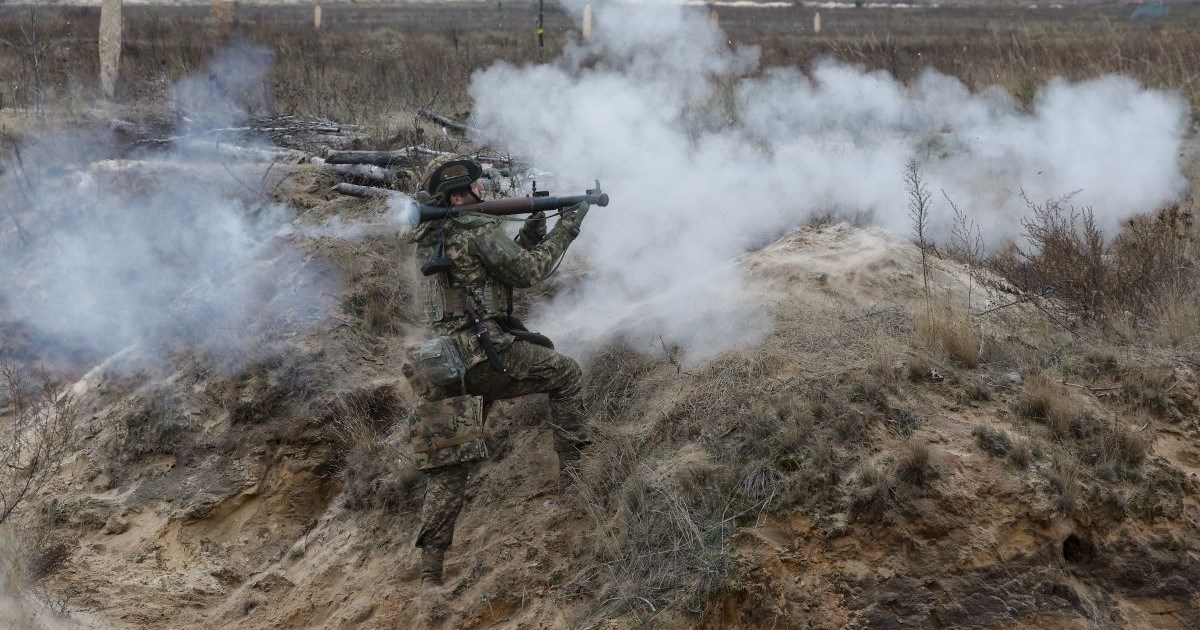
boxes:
[0,364,77,528]
[1,3,1200,131]
[1,3,1199,628]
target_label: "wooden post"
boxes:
[99,0,122,99]
[314,4,322,29]
[582,3,592,41]
[212,0,232,23]
[537,0,545,54]
[710,9,719,30]
[814,11,822,35]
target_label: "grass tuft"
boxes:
[972,425,1012,457]
[913,302,980,368]
[895,440,935,486]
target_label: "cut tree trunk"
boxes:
[419,111,475,134]
[312,157,397,184]
[324,146,448,167]
[333,183,397,198]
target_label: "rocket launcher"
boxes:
[402,181,610,228]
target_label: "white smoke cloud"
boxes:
[469,0,1189,360]
[170,39,275,133]
[0,43,334,372]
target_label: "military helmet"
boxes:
[420,154,483,200]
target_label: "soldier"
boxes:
[403,155,590,588]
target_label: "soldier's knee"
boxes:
[563,356,582,383]
[555,355,583,393]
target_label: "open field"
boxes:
[1,3,1199,129]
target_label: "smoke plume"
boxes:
[469,0,1189,360]
[0,42,333,372]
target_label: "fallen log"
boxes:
[326,150,419,168]
[333,183,398,199]
[419,111,476,135]
[312,157,397,184]
[278,133,360,150]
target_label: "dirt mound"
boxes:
[5,165,1199,629]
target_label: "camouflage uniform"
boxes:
[405,157,589,580]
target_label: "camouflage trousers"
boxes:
[415,339,587,552]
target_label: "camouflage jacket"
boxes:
[410,207,581,367]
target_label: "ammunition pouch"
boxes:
[411,394,487,470]
[402,337,467,399]
[418,277,510,324]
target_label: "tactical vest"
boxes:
[413,215,513,326]
[417,273,510,324]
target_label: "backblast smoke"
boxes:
[0,41,334,373]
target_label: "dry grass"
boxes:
[913,302,980,368]
[328,386,420,512]
[327,239,414,336]
[972,425,1012,458]
[895,440,935,487]
[1119,361,1185,419]
[1009,436,1035,469]
[1046,457,1080,514]
[1014,372,1073,435]
[571,313,894,618]
[3,4,1200,126]
[852,462,891,521]
[575,445,740,617]
[1085,419,1150,481]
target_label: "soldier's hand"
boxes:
[558,202,590,237]
[517,210,547,249]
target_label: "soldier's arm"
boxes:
[473,220,577,288]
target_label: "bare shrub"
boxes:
[945,189,984,311]
[990,199,1198,329]
[906,158,933,297]
[0,364,78,526]
[972,425,1012,457]
[913,302,980,368]
[22,532,73,581]
[895,440,934,486]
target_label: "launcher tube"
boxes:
[409,190,610,227]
